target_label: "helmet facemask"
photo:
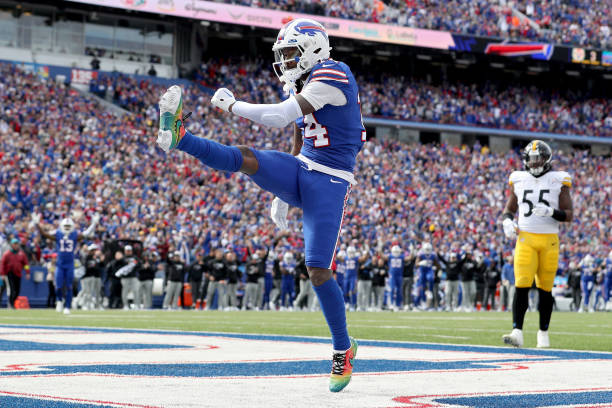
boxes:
[272,46,305,87]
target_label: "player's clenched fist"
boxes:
[533,203,554,217]
[211,88,236,112]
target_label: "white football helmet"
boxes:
[272,18,331,88]
[283,252,294,263]
[337,250,346,260]
[391,245,402,257]
[422,242,433,253]
[581,255,594,267]
[60,218,75,234]
[346,246,357,258]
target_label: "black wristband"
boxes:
[502,213,514,221]
[552,209,567,222]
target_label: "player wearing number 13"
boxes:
[501,140,573,348]
[34,214,100,314]
[156,18,362,392]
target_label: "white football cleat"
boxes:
[537,330,550,348]
[63,307,71,315]
[55,300,64,313]
[157,85,187,152]
[502,328,524,348]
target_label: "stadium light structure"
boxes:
[416,54,432,61]
[200,21,210,27]
[490,62,504,69]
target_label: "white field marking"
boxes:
[0,326,542,371]
[0,326,611,408]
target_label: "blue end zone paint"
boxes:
[0,396,114,408]
[435,391,612,407]
[0,339,189,352]
[0,359,506,378]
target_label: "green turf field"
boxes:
[0,309,610,352]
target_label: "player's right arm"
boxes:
[212,81,339,129]
[30,213,54,241]
[36,223,56,241]
[501,174,519,240]
[210,88,304,128]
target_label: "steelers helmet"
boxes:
[522,140,552,176]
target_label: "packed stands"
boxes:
[1,61,610,274]
[92,58,612,137]
[221,0,612,50]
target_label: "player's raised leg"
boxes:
[157,86,249,174]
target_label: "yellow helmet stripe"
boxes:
[532,141,538,151]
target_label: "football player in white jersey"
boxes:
[501,140,573,348]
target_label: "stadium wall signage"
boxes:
[67,0,455,49]
[67,0,612,66]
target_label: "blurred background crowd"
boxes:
[0,56,610,312]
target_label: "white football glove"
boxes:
[210,88,236,112]
[92,213,101,224]
[28,213,41,230]
[270,197,289,230]
[502,218,518,240]
[283,82,297,96]
[31,213,41,225]
[533,203,554,217]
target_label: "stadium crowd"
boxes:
[92,58,612,137]
[0,61,611,312]
[220,0,612,50]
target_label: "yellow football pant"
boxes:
[514,231,559,291]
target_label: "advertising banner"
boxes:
[451,34,612,66]
[66,0,611,66]
[66,0,455,49]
